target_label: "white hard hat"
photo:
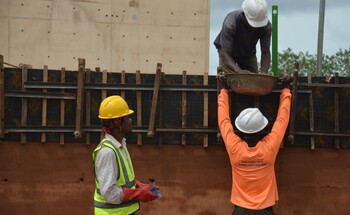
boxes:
[242,0,268,28]
[235,108,268,134]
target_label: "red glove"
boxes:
[122,188,158,203]
[136,180,151,190]
[136,180,160,191]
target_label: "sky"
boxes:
[209,0,350,74]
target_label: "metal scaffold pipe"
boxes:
[316,0,326,76]
[272,5,278,76]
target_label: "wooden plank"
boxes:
[74,58,85,139]
[136,70,142,145]
[216,67,223,144]
[102,69,108,99]
[203,72,208,147]
[21,65,28,144]
[100,69,108,140]
[334,73,340,149]
[41,65,48,143]
[147,63,162,137]
[158,75,164,146]
[60,67,65,145]
[181,70,187,145]
[308,73,315,150]
[288,64,299,144]
[0,55,4,139]
[85,69,91,145]
[121,70,126,98]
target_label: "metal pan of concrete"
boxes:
[226,73,277,96]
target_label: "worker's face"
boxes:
[121,115,132,133]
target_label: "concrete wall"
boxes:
[0,0,210,74]
[0,141,349,215]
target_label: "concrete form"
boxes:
[1,142,350,215]
[0,0,210,74]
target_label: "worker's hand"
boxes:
[136,180,151,190]
[217,76,229,90]
[136,179,160,191]
[122,188,158,203]
[279,73,293,88]
[258,70,268,75]
[238,69,253,74]
[216,67,230,90]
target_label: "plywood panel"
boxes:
[0,18,9,57]
[9,0,54,20]
[0,0,9,16]
[1,0,209,74]
[112,23,206,73]
[8,18,50,67]
[47,21,112,70]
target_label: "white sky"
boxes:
[209,0,350,74]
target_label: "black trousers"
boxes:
[232,205,274,215]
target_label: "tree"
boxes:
[277,46,350,77]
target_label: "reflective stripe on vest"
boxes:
[95,179,135,195]
[93,138,139,212]
[94,199,138,209]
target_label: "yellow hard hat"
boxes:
[98,95,134,119]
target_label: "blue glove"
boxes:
[149,178,161,199]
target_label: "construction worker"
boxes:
[214,0,271,75]
[217,76,292,215]
[93,95,159,215]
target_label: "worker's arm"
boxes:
[95,148,123,204]
[217,88,241,151]
[260,47,271,74]
[219,48,252,74]
[266,88,292,150]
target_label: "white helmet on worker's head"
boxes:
[242,0,268,28]
[235,108,268,134]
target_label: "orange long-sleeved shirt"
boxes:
[218,88,292,210]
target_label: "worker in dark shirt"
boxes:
[214,0,271,75]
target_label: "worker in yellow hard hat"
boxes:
[92,95,160,215]
[214,0,271,75]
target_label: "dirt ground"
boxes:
[1,141,350,215]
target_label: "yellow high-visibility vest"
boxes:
[93,138,139,215]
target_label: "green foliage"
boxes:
[277,46,350,77]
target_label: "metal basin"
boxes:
[226,73,277,96]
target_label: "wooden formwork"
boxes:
[0,55,4,139]
[1,55,350,148]
[0,56,216,146]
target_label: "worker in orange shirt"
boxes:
[217,75,292,215]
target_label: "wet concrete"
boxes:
[0,141,349,215]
